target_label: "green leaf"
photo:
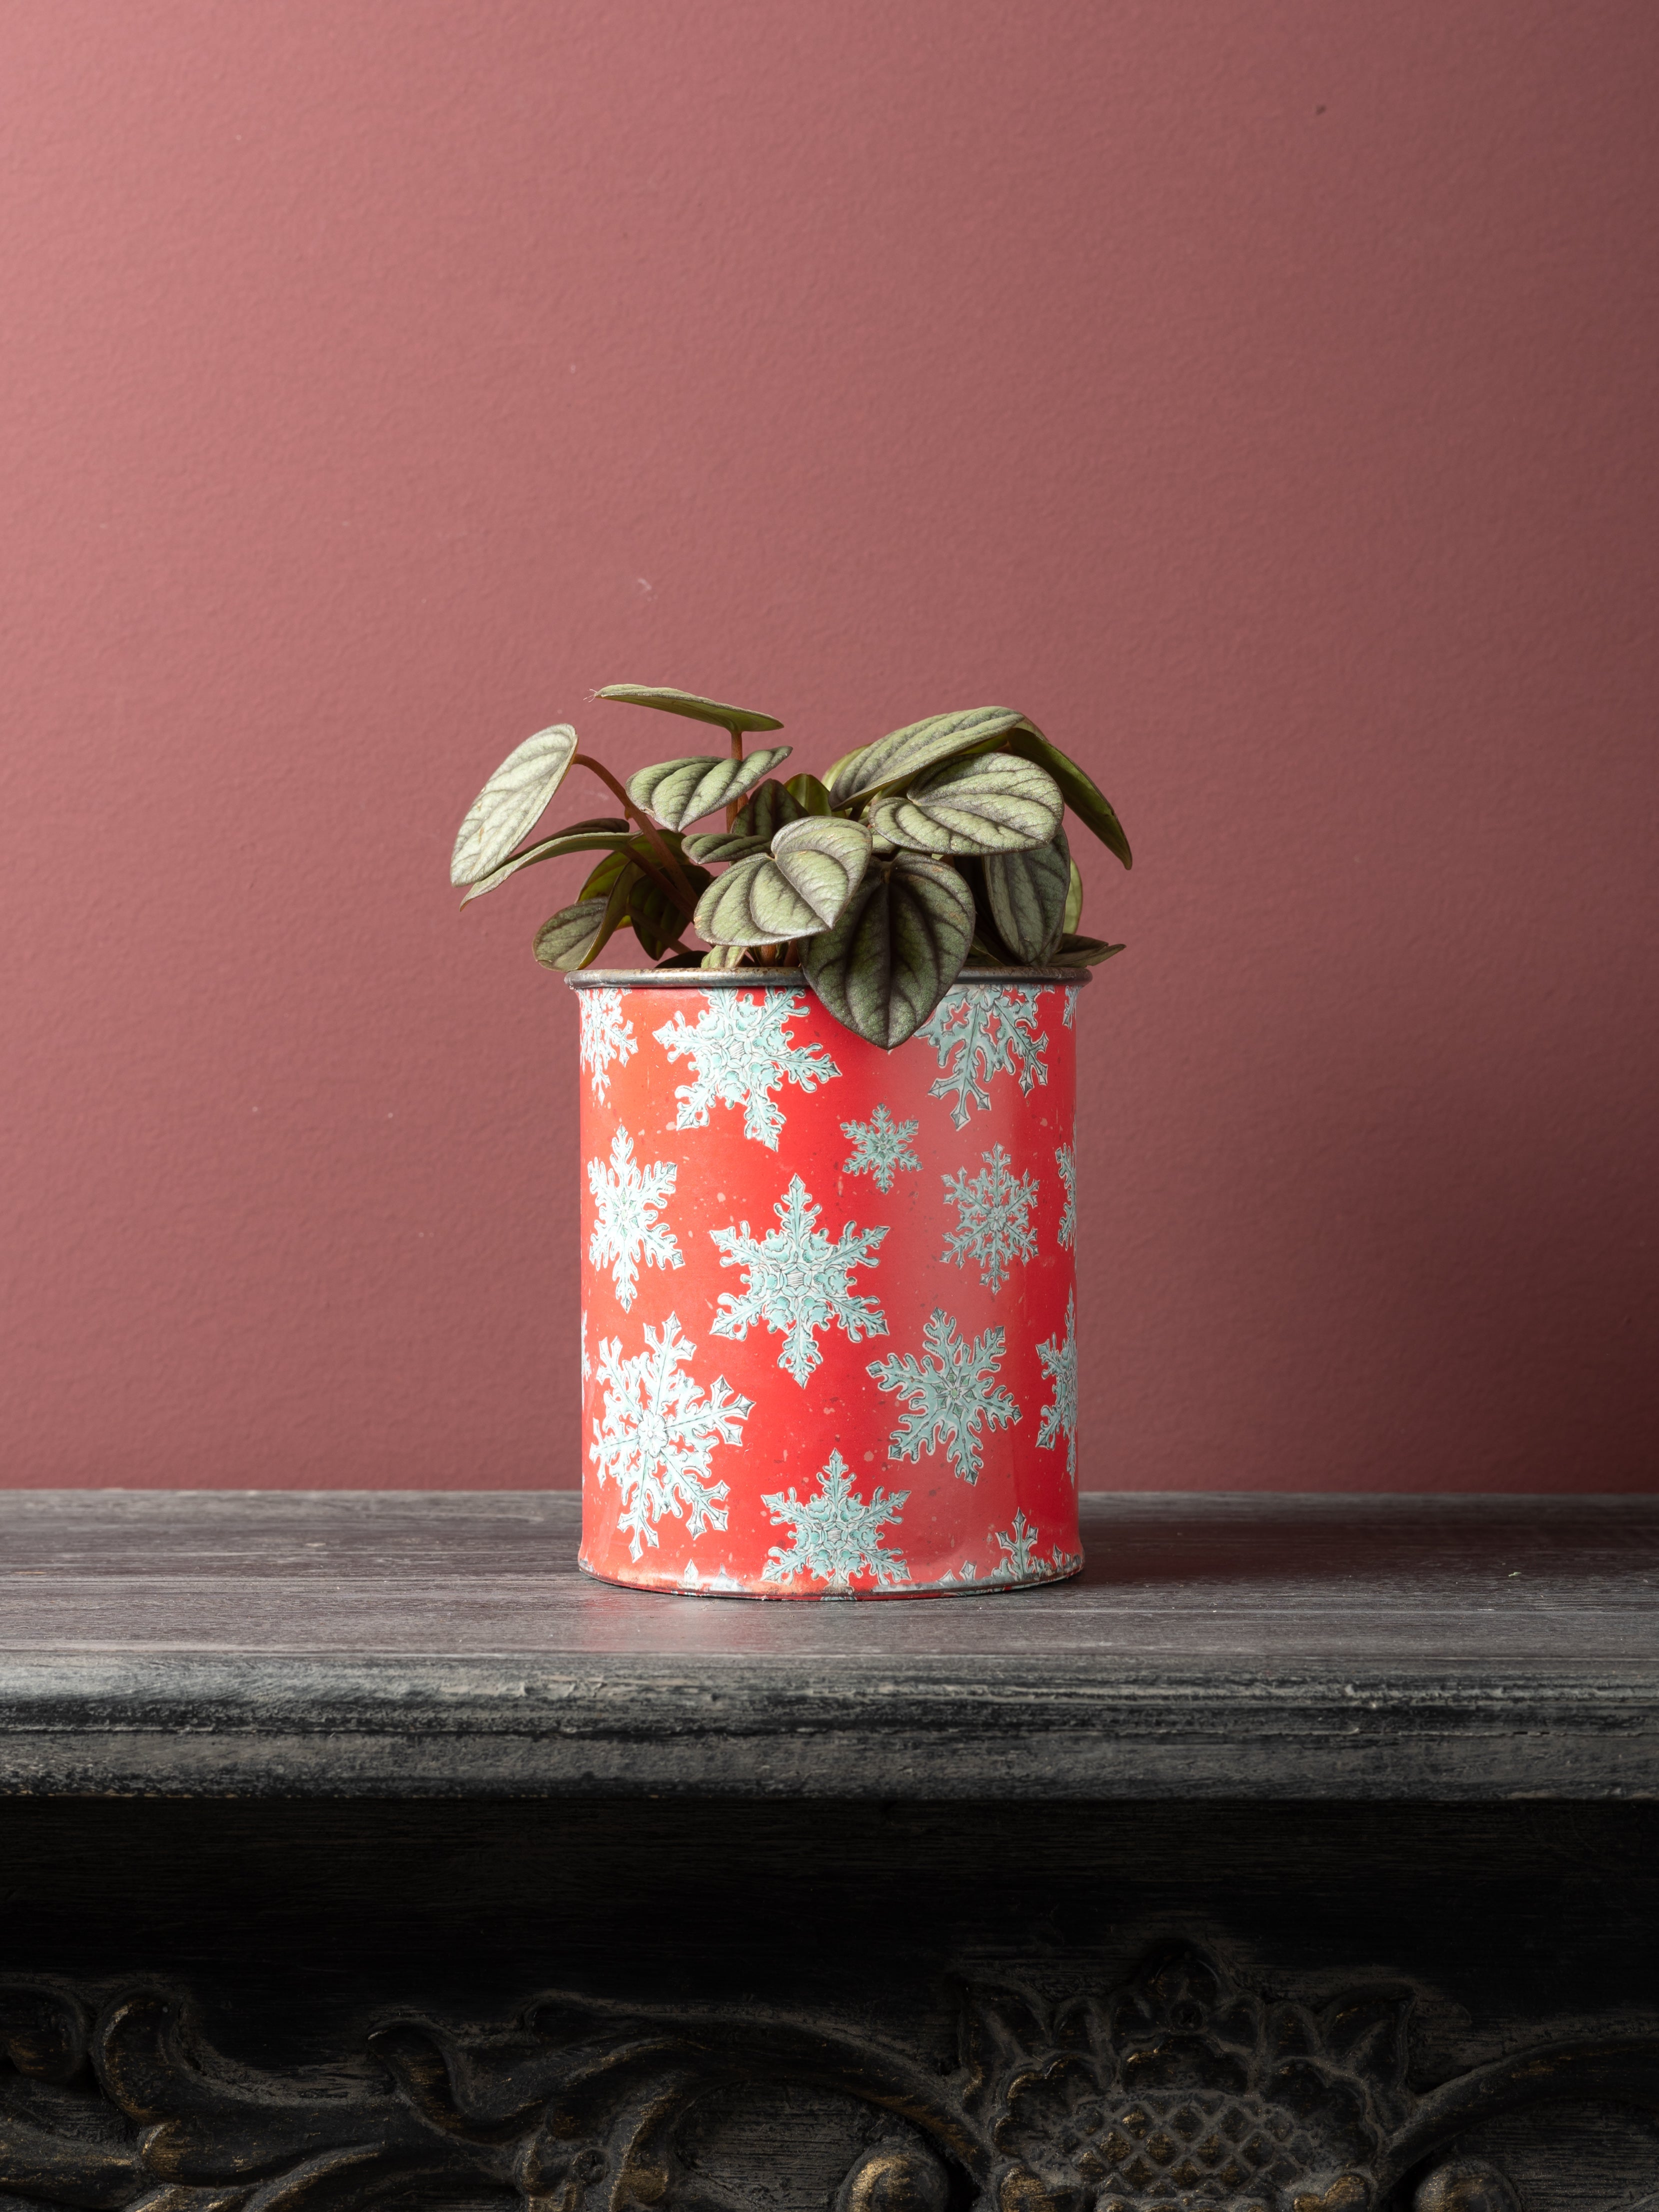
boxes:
[596,684,783,734]
[785,772,832,816]
[532,898,612,971]
[1050,932,1124,967]
[1005,720,1132,868]
[822,743,870,798]
[458,820,632,906]
[827,706,1024,806]
[1063,858,1084,934]
[578,832,696,904]
[694,817,872,946]
[954,856,1014,964]
[627,747,793,830]
[682,830,770,864]
[578,860,649,970]
[450,724,579,886]
[982,828,1071,962]
[700,942,751,970]
[578,846,633,902]
[733,778,806,840]
[802,854,975,1048]
[630,873,692,961]
[866,752,1063,856]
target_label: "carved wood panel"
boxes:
[3,1946,1656,2212]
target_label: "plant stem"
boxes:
[574,754,698,914]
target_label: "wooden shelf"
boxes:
[2,1490,1654,1798]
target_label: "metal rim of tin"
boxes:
[567,966,1094,990]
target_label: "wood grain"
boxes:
[0,1492,1654,1798]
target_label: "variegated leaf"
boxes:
[802,854,974,1047]
[532,898,612,971]
[700,942,752,969]
[732,778,806,840]
[983,828,1070,961]
[867,752,1062,856]
[596,684,783,732]
[628,747,792,830]
[682,830,770,864]
[827,706,1024,806]
[450,724,578,886]
[1006,718,1132,868]
[458,820,632,906]
[694,816,872,946]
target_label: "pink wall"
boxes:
[4,1,1655,1492]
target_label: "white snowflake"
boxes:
[840,1104,920,1194]
[653,990,840,1149]
[1056,1143,1076,1250]
[580,1310,590,1384]
[586,1124,684,1312]
[867,1308,1020,1484]
[762,1450,910,1592]
[1036,1288,1078,1482]
[982,1520,1078,1584]
[1062,986,1077,1028]
[916,986,1050,1128]
[589,1314,752,1560]
[710,1177,888,1386]
[579,988,638,1100]
[940,1144,1040,1294]
[990,1509,1040,1580]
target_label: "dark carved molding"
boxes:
[2,1949,1656,2212]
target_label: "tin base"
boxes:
[576,1549,1084,1600]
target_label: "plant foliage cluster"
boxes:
[449,686,1130,1048]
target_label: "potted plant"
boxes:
[450,687,1130,1598]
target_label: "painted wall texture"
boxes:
[3,2,1655,1492]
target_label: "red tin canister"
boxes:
[569,968,1086,1598]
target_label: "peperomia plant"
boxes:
[448,686,1130,1048]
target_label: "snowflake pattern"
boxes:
[589,1314,752,1560]
[762,1450,910,1592]
[578,988,638,1101]
[867,1308,1020,1484]
[1062,987,1076,1028]
[710,1178,888,1385]
[840,1104,921,1193]
[654,990,840,1149]
[940,1144,1040,1294]
[1056,1142,1076,1250]
[1036,1288,1078,1482]
[990,1509,1041,1580]
[586,1126,684,1311]
[916,986,1050,1128]
[678,1559,745,1592]
[580,1310,590,1384]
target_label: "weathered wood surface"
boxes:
[0,1491,1654,1798]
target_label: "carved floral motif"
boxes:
[1,1948,1654,2212]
